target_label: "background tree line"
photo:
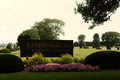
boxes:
[74,31,120,47]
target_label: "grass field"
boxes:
[1,46,120,80]
[73,46,120,58]
[1,72,120,80]
[11,46,120,58]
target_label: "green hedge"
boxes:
[84,51,120,69]
[0,54,24,73]
[0,48,12,53]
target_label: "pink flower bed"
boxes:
[28,63,99,72]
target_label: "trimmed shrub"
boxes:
[0,48,12,53]
[106,43,111,49]
[84,51,120,69]
[26,52,49,66]
[0,54,24,73]
[96,47,102,49]
[59,54,73,64]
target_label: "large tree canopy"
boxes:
[17,29,40,46]
[32,18,65,40]
[74,0,120,29]
[101,31,120,46]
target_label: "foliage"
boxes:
[73,57,85,63]
[26,52,49,66]
[15,48,20,50]
[17,29,40,46]
[78,35,86,46]
[11,49,16,51]
[32,18,65,40]
[29,63,99,72]
[84,46,89,49]
[73,41,79,46]
[102,31,120,47]
[92,45,95,48]
[73,57,80,63]
[6,43,12,50]
[13,44,16,49]
[84,51,120,69]
[0,48,12,53]
[96,47,102,49]
[93,33,100,48]
[59,54,73,64]
[79,58,85,64]
[86,42,93,46]
[106,43,111,49]
[0,54,24,73]
[50,58,60,63]
[79,44,82,48]
[22,57,27,64]
[74,0,120,29]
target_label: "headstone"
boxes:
[20,40,73,57]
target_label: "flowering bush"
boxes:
[59,54,73,64]
[26,52,49,66]
[28,63,99,72]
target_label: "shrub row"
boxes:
[0,48,20,53]
[22,53,85,66]
[23,50,120,69]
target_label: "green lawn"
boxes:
[8,46,120,58]
[0,72,120,80]
[73,46,120,58]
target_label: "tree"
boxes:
[6,43,12,50]
[31,18,65,40]
[17,29,40,46]
[73,41,79,46]
[93,33,100,48]
[78,35,86,46]
[101,31,120,47]
[74,0,120,29]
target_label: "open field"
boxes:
[73,46,120,58]
[9,46,120,58]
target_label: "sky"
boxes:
[0,0,120,44]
